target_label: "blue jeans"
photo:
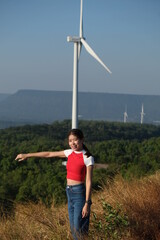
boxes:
[66,183,90,240]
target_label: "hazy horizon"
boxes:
[1,88,160,97]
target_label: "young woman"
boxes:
[15,129,94,239]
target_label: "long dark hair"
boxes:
[68,129,92,158]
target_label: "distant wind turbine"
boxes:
[140,103,145,124]
[67,0,112,129]
[124,105,128,123]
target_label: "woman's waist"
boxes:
[67,178,84,186]
[66,182,85,191]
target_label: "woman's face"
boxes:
[68,134,83,151]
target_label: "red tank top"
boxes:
[66,151,86,181]
[64,149,94,181]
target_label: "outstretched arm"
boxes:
[15,151,66,162]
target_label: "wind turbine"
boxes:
[140,103,145,124]
[67,0,112,129]
[123,105,128,123]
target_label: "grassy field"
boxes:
[1,171,160,240]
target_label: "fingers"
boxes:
[15,154,26,162]
[82,207,89,218]
[82,211,89,218]
[82,211,85,218]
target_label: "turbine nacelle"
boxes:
[67,36,81,43]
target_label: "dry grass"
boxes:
[92,171,160,240]
[1,172,160,240]
[0,202,71,240]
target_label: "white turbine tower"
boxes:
[140,103,145,124]
[124,105,128,123]
[67,0,112,129]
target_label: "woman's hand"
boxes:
[15,154,28,162]
[82,203,90,218]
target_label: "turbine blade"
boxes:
[78,42,82,60]
[79,0,83,38]
[81,38,112,74]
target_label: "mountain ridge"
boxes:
[0,89,160,127]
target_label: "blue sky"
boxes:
[0,0,160,95]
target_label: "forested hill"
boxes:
[2,120,160,142]
[0,121,160,207]
[0,90,160,128]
